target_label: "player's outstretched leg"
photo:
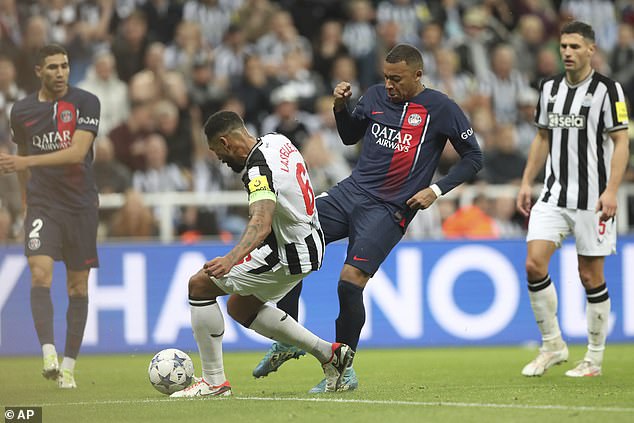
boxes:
[253,282,304,378]
[253,342,306,378]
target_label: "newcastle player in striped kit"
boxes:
[171,111,353,397]
[517,21,629,377]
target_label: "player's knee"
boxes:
[577,267,602,289]
[340,266,370,287]
[188,271,209,298]
[225,297,254,327]
[525,256,547,280]
[30,266,52,287]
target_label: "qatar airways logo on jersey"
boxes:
[32,130,72,151]
[371,123,412,152]
[548,113,586,129]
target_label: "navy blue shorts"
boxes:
[24,207,99,270]
[316,180,404,275]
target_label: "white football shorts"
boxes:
[527,201,616,256]
[210,246,310,303]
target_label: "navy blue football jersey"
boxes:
[340,84,481,207]
[10,87,101,211]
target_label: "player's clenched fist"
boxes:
[333,82,352,112]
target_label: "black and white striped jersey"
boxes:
[535,71,629,210]
[241,133,324,275]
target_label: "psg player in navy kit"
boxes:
[253,44,483,392]
[0,44,100,389]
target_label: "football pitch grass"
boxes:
[2,344,634,423]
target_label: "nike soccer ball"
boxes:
[148,348,195,394]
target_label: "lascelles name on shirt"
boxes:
[371,122,413,152]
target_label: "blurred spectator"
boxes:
[610,22,634,105]
[254,9,312,77]
[234,0,280,43]
[301,95,352,193]
[342,0,378,89]
[312,20,350,85]
[78,49,129,136]
[0,55,25,141]
[16,15,49,92]
[108,98,155,172]
[0,0,23,53]
[511,14,547,82]
[274,49,326,112]
[94,135,132,194]
[483,124,526,185]
[164,21,205,75]
[455,6,498,81]
[329,55,362,106]
[214,24,252,88]
[492,195,525,238]
[436,0,465,46]
[480,44,530,124]
[188,54,227,120]
[417,21,444,81]
[513,0,559,39]
[132,134,190,223]
[231,54,274,128]
[260,85,317,150]
[141,0,184,44]
[143,42,167,78]
[111,10,152,82]
[376,0,433,44]
[128,69,162,104]
[427,48,481,115]
[516,87,539,156]
[404,201,444,240]
[108,189,157,238]
[470,106,495,148]
[530,46,561,90]
[182,0,233,48]
[442,193,500,239]
[153,99,194,169]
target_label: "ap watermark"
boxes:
[4,407,42,423]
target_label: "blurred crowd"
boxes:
[1,0,634,243]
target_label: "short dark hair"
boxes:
[385,43,424,70]
[36,44,68,65]
[203,111,244,141]
[561,21,595,42]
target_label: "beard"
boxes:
[226,159,245,173]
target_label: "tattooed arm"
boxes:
[204,199,276,278]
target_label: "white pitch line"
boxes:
[30,396,634,413]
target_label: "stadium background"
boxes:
[1,0,634,356]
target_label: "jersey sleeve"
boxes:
[436,100,483,194]
[76,91,101,135]
[534,79,549,128]
[242,149,277,204]
[602,80,629,132]
[9,103,26,147]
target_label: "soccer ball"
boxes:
[148,348,195,394]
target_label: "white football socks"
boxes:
[190,301,227,386]
[249,304,332,363]
[528,276,566,351]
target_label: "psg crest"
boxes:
[408,114,422,126]
[60,110,73,123]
